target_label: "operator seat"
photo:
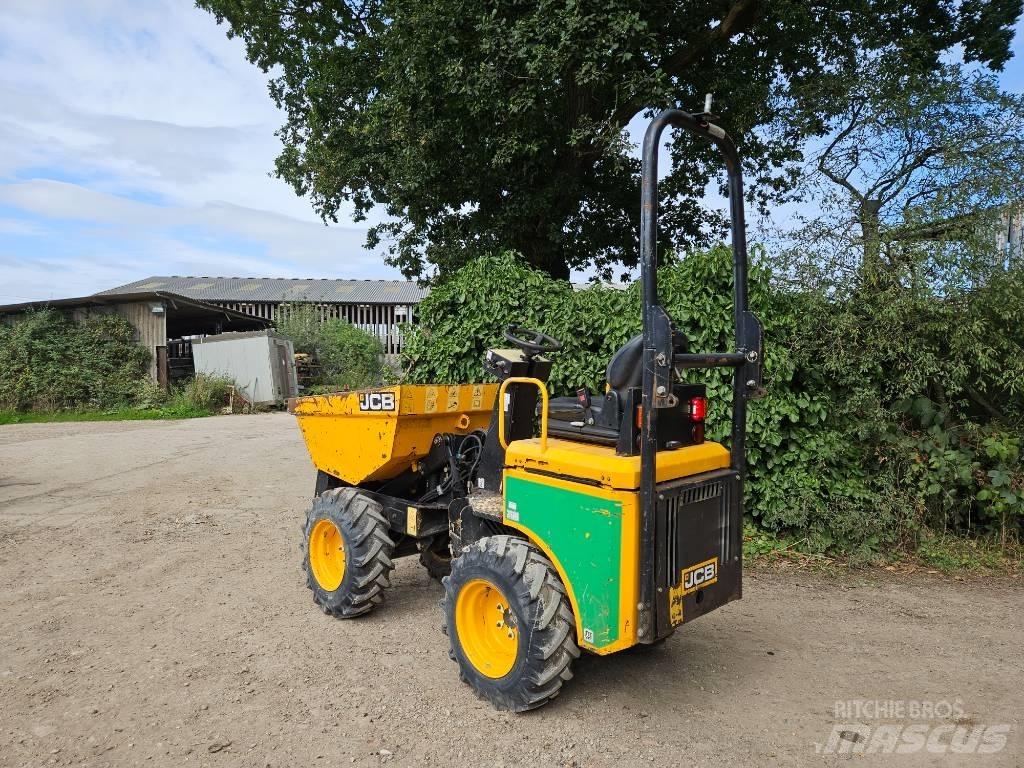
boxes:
[548,334,643,422]
[547,330,695,453]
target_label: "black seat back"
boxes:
[605,334,643,394]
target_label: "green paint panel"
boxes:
[504,474,622,649]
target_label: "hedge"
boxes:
[0,309,151,411]
[402,250,1024,554]
[276,303,385,390]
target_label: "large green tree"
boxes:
[198,0,1021,280]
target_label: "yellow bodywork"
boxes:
[505,436,730,490]
[502,437,731,654]
[292,384,498,484]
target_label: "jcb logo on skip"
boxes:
[358,392,396,411]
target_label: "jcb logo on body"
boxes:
[358,391,396,411]
[680,557,718,595]
[668,556,720,626]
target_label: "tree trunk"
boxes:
[518,238,571,281]
[860,198,883,284]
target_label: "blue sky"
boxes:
[1,4,1023,302]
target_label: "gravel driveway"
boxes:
[0,414,1019,766]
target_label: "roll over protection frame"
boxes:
[637,109,763,641]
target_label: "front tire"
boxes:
[302,488,395,618]
[442,535,580,712]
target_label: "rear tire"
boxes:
[302,488,395,618]
[442,535,580,712]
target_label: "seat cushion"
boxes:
[548,396,603,422]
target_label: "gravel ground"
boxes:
[0,413,1020,767]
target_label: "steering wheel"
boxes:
[504,323,563,355]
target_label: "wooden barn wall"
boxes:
[111,302,167,381]
[211,301,416,356]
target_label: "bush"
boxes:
[171,373,236,411]
[0,309,151,411]
[277,304,384,390]
[401,250,1024,554]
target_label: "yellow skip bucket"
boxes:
[291,384,498,484]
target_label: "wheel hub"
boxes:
[309,519,346,591]
[455,579,519,678]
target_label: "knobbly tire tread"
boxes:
[302,488,395,618]
[441,535,580,712]
[417,533,452,580]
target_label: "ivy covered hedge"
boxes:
[0,310,151,411]
[402,251,1024,553]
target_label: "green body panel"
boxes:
[503,474,622,649]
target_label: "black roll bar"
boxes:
[637,108,763,642]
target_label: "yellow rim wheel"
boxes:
[455,579,519,678]
[309,519,346,591]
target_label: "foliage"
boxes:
[131,377,238,417]
[914,531,1021,573]
[741,521,836,568]
[0,310,242,420]
[273,302,322,355]
[782,63,1024,285]
[276,303,384,390]
[197,0,1019,280]
[0,373,236,423]
[171,373,237,412]
[403,251,1024,553]
[0,309,151,412]
[0,405,213,425]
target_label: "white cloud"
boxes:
[0,178,383,272]
[0,0,398,301]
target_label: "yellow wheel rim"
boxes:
[309,519,346,591]
[455,579,519,678]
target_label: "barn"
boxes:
[0,290,271,386]
[0,275,427,389]
[98,276,427,357]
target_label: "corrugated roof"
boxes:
[97,276,428,304]
[0,291,272,329]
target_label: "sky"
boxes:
[1,3,1023,303]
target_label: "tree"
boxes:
[783,61,1024,287]
[197,0,1021,280]
[276,303,384,389]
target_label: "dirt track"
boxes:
[0,414,1020,767]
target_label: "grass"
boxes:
[0,405,214,425]
[743,521,1022,576]
[0,374,242,426]
[910,532,1021,573]
[742,523,837,571]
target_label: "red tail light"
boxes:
[688,396,707,422]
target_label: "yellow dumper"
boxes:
[293,109,765,712]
